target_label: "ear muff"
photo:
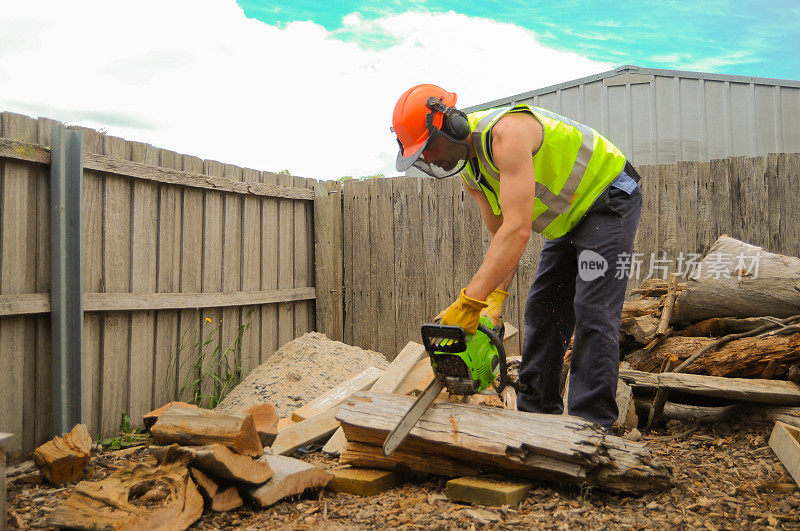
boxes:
[442,109,470,140]
[426,97,470,140]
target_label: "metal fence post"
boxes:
[50,125,84,434]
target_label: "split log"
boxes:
[244,455,332,507]
[151,405,263,457]
[657,273,681,336]
[189,468,242,512]
[143,402,198,431]
[335,392,672,494]
[291,366,383,421]
[673,236,800,323]
[675,317,779,337]
[623,333,800,378]
[622,298,661,319]
[620,369,800,405]
[32,424,91,485]
[620,315,660,344]
[769,422,800,486]
[244,404,279,446]
[150,444,273,485]
[47,463,203,530]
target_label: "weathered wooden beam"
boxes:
[0,288,316,316]
[621,369,800,405]
[336,391,672,494]
[0,137,314,200]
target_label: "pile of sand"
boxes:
[215,332,389,417]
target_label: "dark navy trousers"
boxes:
[517,173,642,430]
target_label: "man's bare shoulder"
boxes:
[491,112,543,153]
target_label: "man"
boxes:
[392,84,642,432]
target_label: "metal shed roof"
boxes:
[462,65,800,165]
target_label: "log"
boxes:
[32,424,91,485]
[657,273,681,336]
[335,392,672,494]
[143,402,198,430]
[673,236,800,323]
[291,366,383,421]
[623,333,800,378]
[244,455,332,507]
[151,405,263,457]
[47,463,203,530]
[149,444,273,485]
[620,369,800,405]
[675,317,778,337]
[189,468,242,512]
[630,278,686,297]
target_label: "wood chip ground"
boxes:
[6,419,800,529]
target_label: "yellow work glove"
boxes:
[480,289,508,326]
[438,288,488,335]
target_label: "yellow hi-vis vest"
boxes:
[459,104,627,240]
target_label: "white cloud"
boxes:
[0,1,611,179]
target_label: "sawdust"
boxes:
[215,332,389,417]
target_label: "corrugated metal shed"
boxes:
[462,65,800,165]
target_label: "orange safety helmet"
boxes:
[392,84,465,174]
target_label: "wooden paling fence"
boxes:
[340,153,800,359]
[0,112,344,459]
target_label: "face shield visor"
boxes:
[395,100,470,179]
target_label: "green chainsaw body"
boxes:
[421,316,508,395]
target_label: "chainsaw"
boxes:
[382,316,510,456]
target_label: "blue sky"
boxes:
[2,1,797,179]
[239,0,800,80]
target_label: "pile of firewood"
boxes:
[45,405,332,529]
[618,235,800,429]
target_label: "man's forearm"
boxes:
[465,224,529,301]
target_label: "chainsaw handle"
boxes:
[477,323,509,394]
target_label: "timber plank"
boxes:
[200,159,225,408]
[446,476,532,507]
[372,178,395,357]
[351,181,370,349]
[336,391,672,494]
[326,467,402,496]
[0,112,38,459]
[276,172,295,348]
[34,117,57,449]
[313,181,343,341]
[128,141,158,422]
[76,126,105,438]
[292,175,310,339]
[176,155,204,403]
[291,367,383,422]
[259,171,279,364]
[241,168,262,373]
[220,164,244,405]
[769,421,800,487]
[342,180,354,345]
[99,134,132,437]
[620,369,800,405]
[153,149,182,408]
[0,136,314,200]
[270,407,340,456]
[322,342,427,455]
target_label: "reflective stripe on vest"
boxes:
[471,107,595,218]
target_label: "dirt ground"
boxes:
[7,417,799,530]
